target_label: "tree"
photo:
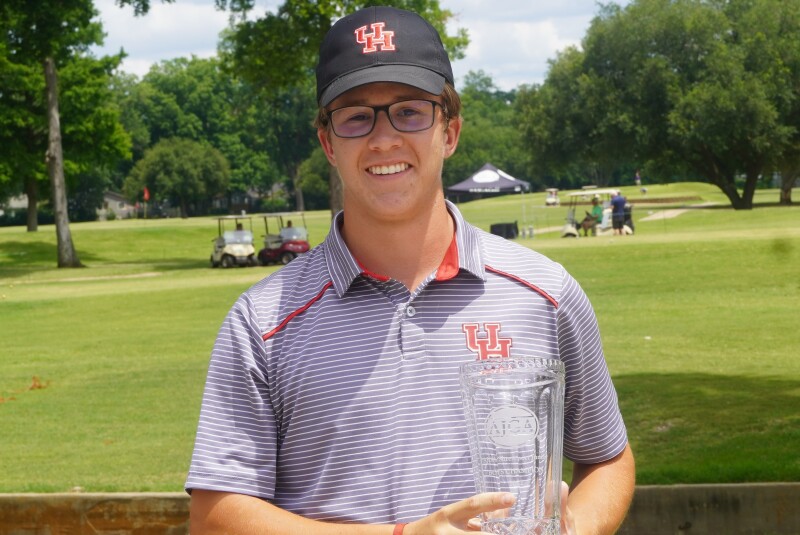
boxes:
[219,0,468,91]
[124,138,230,218]
[115,56,286,210]
[735,0,800,205]
[517,48,603,189]
[258,81,318,212]
[218,0,469,215]
[776,161,800,205]
[107,72,153,191]
[515,44,640,191]
[0,0,144,265]
[576,0,798,209]
[0,43,46,231]
[1,7,131,236]
[60,54,132,220]
[296,146,335,211]
[1,1,103,265]
[517,0,800,207]
[444,71,530,189]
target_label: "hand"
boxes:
[560,481,577,535]
[405,492,515,534]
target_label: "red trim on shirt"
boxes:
[262,281,334,341]
[355,231,459,282]
[357,260,391,282]
[435,232,459,281]
[485,265,559,309]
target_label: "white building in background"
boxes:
[0,195,28,217]
[97,191,136,220]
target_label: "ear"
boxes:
[442,116,462,160]
[317,128,337,167]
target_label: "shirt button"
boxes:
[405,305,417,317]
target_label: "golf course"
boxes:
[1,182,798,492]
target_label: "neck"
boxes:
[341,196,454,291]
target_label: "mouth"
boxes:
[368,163,410,175]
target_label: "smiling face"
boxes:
[318,82,462,225]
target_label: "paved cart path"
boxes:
[639,202,719,221]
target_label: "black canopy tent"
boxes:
[446,163,531,199]
[447,163,531,239]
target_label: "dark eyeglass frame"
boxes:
[327,99,442,139]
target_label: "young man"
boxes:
[187,6,634,534]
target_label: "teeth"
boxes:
[369,163,409,175]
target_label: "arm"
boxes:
[190,489,516,535]
[562,443,635,535]
[190,491,387,535]
[555,270,634,534]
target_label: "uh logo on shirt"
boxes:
[462,322,512,360]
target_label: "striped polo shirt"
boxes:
[186,201,627,524]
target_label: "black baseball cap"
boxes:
[316,6,454,107]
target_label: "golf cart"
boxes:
[210,216,257,268]
[258,212,310,265]
[545,188,560,207]
[561,189,618,238]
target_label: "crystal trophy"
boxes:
[460,357,565,535]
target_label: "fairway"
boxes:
[1,184,798,491]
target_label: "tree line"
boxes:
[518,0,800,209]
[1,0,798,267]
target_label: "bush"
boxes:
[260,197,290,213]
[0,207,55,227]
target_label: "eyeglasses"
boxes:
[328,99,441,138]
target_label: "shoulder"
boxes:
[474,226,567,307]
[239,243,333,335]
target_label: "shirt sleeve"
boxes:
[185,293,279,498]
[556,270,628,464]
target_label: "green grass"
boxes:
[1,185,799,490]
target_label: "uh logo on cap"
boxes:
[354,22,396,53]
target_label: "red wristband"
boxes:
[393,523,407,535]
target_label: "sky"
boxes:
[91,0,629,91]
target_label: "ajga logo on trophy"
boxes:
[485,405,539,447]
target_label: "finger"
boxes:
[560,481,576,535]
[443,492,516,524]
[466,517,483,531]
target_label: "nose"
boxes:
[367,109,402,150]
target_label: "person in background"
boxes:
[580,196,604,237]
[611,190,627,236]
[186,6,635,535]
[279,220,294,240]
[635,170,648,194]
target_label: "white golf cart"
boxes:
[545,188,561,207]
[561,189,618,238]
[210,215,257,268]
[257,212,310,265]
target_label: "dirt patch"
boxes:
[0,376,50,404]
